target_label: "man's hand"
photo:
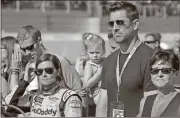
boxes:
[24,61,36,83]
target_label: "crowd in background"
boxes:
[1,1,180,117]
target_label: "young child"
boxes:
[82,33,105,105]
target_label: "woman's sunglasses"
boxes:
[36,67,54,76]
[150,68,175,75]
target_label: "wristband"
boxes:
[11,71,19,75]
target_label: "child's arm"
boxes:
[84,62,102,88]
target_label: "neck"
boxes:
[43,81,57,91]
[39,44,47,56]
[119,34,138,53]
[158,85,175,95]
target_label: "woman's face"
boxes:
[37,61,58,86]
[151,61,174,88]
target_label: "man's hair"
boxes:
[150,49,179,71]
[109,1,139,21]
[17,25,41,43]
[82,33,105,53]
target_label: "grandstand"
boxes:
[1,1,180,63]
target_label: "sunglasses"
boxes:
[20,42,35,52]
[36,67,54,76]
[144,41,156,44]
[108,20,129,29]
[150,68,175,75]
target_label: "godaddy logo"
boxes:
[31,107,57,116]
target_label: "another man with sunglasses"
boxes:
[96,1,155,117]
[137,50,180,117]
[144,33,161,49]
[8,25,87,116]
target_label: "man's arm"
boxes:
[96,89,108,117]
[142,51,156,91]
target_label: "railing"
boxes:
[2,1,180,17]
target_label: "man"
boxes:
[144,33,161,49]
[96,1,155,117]
[8,25,87,116]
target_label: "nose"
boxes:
[42,70,47,77]
[157,70,163,77]
[93,53,97,58]
[113,22,120,32]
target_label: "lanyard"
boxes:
[116,39,142,101]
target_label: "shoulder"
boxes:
[48,52,72,66]
[104,49,119,64]
[62,90,81,102]
[137,42,153,58]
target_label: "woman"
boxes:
[1,36,16,97]
[1,36,16,81]
[137,50,180,117]
[5,53,82,117]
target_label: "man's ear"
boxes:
[38,37,42,45]
[133,19,139,30]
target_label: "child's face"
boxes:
[87,45,104,64]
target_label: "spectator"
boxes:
[8,25,87,116]
[137,50,180,117]
[5,54,82,117]
[96,1,155,117]
[144,33,161,49]
[83,33,105,105]
[1,36,16,97]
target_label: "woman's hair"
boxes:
[150,49,179,71]
[1,36,16,72]
[35,53,69,90]
[82,32,105,54]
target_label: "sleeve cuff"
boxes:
[19,80,29,88]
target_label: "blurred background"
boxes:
[1,0,180,64]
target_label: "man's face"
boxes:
[109,10,134,43]
[18,36,41,58]
[144,35,157,49]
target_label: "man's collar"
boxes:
[119,38,138,54]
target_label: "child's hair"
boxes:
[82,32,105,54]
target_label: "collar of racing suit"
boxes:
[41,81,61,96]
